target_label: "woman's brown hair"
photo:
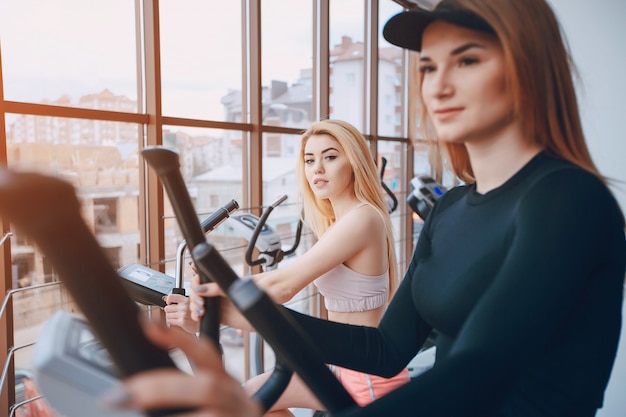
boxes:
[418,0,603,184]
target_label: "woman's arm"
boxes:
[192,205,387,316]
[254,205,387,303]
[99,321,263,417]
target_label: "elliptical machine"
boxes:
[227,195,303,377]
[117,199,239,308]
[406,174,447,221]
[229,194,302,273]
[0,148,359,417]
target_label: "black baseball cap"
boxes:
[383,0,495,52]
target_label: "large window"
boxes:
[160,0,243,121]
[262,0,313,129]
[329,0,366,131]
[0,1,417,414]
[0,0,138,107]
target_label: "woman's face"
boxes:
[303,134,353,201]
[419,21,514,145]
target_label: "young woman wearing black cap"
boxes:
[100,0,625,416]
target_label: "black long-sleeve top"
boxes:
[287,153,626,416]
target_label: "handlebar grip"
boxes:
[245,207,274,267]
[282,218,303,257]
[245,194,288,266]
[200,199,239,233]
[142,147,222,347]
[171,287,186,296]
[380,156,388,181]
[200,297,222,344]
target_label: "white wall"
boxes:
[548,2,626,416]
[548,0,626,210]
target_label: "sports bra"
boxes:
[313,263,389,313]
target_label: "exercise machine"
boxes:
[406,174,447,221]
[229,194,303,376]
[379,157,398,214]
[229,194,302,272]
[118,199,239,307]
[0,151,358,416]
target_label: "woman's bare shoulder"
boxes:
[336,204,386,235]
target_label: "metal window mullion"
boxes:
[142,0,165,271]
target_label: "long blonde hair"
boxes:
[295,119,400,298]
[418,0,602,184]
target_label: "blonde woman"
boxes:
[167,119,409,414]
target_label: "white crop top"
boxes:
[313,263,389,313]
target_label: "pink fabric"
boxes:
[313,263,389,312]
[330,365,410,406]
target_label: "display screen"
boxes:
[69,322,119,378]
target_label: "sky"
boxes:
[0,0,401,114]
